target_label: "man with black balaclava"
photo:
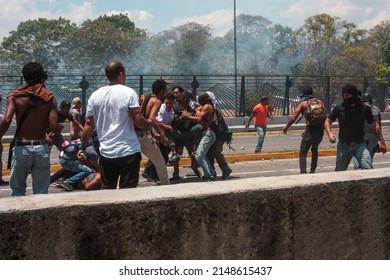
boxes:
[324,84,386,171]
[283,85,325,174]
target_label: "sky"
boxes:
[0,0,389,41]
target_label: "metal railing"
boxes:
[0,74,389,117]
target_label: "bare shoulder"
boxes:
[148,96,162,108]
[202,103,213,111]
[296,101,306,112]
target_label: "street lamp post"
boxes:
[234,0,238,116]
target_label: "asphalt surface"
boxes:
[1,128,390,197]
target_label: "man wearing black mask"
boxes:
[324,84,386,171]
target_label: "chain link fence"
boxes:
[0,74,389,118]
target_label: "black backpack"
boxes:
[212,109,234,150]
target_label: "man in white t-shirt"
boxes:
[78,61,152,189]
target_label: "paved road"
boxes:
[1,129,390,198]
[1,153,390,198]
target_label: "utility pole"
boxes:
[234,0,238,116]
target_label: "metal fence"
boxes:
[0,74,389,117]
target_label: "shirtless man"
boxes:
[182,92,216,181]
[138,79,170,185]
[0,62,61,196]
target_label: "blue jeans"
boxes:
[195,130,216,178]
[59,158,94,185]
[254,125,266,152]
[207,136,232,175]
[336,141,372,171]
[10,144,51,196]
[352,134,379,168]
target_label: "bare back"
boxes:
[144,96,162,120]
[7,95,59,140]
[198,103,215,130]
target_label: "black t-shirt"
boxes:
[47,110,74,133]
[328,103,375,142]
[171,105,197,132]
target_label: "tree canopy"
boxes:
[0,13,389,81]
[0,17,76,73]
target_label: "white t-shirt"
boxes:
[157,103,175,125]
[86,84,141,158]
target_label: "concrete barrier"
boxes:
[1,168,390,260]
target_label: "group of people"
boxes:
[78,61,232,189]
[0,60,233,196]
[0,61,386,197]
[281,84,386,174]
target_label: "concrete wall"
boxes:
[1,169,390,260]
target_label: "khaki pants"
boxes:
[139,135,170,185]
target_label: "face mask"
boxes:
[343,96,360,107]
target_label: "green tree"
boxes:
[375,39,390,109]
[271,24,298,74]
[330,24,369,76]
[64,14,146,73]
[132,22,213,75]
[0,17,76,73]
[295,14,343,76]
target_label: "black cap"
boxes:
[60,100,71,108]
[302,85,313,96]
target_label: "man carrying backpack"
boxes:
[283,85,326,174]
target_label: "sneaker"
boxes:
[0,179,9,186]
[221,169,232,180]
[168,154,180,164]
[169,176,181,182]
[151,180,161,186]
[202,176,216,182]
[55,181,73,191]
[141,171,152,182]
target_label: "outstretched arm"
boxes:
[283,103,303,134]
